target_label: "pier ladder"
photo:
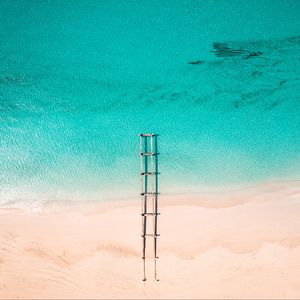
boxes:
[139,133,160,282]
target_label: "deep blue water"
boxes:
[1,0,300,205]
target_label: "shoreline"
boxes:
[2,177,300,212]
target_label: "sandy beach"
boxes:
[1,181,300,299]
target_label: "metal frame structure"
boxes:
[139,133,160,281]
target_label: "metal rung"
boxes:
[140,152,159,156]
[142,256,159,259]
[139,134,159,137]
[141,213,160,216]
[141,234,160,237]
[140,192,160,196]
[141,172,159,175]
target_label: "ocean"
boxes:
[1,0,300,206]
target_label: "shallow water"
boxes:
[1,0,300,205]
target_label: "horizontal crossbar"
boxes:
[140,172,160,176]
[140,192,160,196]
[140,152,159,156]
[139,133,159,137]
[141,234,160,237]
[141,213,160,216]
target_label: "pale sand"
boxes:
[1,181,300,299]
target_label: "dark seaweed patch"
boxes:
[251,70,263,78]
[211,43,247,57]
[188,60,203,65]
[244,51,263,59]
[280,79,287,86]
[285,36,300,44]
[272,61,281,67]
[0,75,23,85]
[233,100,240,108]
[211,43,263,60]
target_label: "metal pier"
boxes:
[139,133,160,282]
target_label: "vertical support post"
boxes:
[153,134,159,281]
[140,134,147,281]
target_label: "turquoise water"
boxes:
[1,0,300,205]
